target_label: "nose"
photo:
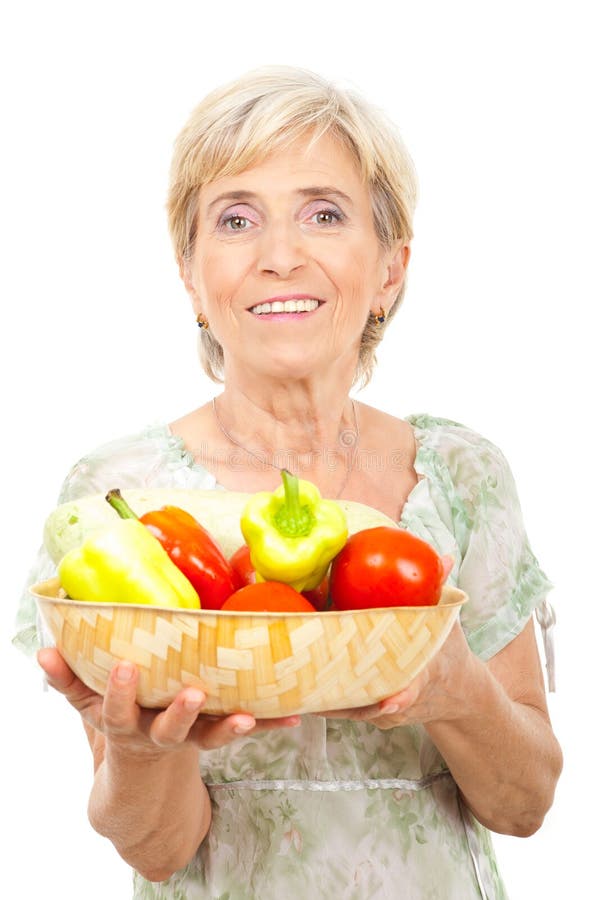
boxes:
[256,220,307,278]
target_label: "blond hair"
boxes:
[167,66,418,388]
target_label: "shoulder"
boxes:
[406,413,515,492]
[404,413,529,541]
[406,412,505,460]
[406,416,553,659]
[57,423,194,502]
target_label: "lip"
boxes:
[249,308,322,322]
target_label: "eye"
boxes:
[310,207,344,226]
[221,215,251,231]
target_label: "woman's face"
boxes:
[183,131,408,383]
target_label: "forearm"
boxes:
[426,656,562,836]
[88,740,210,882]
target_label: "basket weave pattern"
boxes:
[34,579,466,716]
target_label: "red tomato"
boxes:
[228,545,329,610]
[302,575,330,611]
[220,581,316,612]
[329,526,444,610]
[229,545,256,590]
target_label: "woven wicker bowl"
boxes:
[32,578,467,717]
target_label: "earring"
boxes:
[196,313,209,330]
[372,306,387,325]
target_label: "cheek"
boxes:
[194,250,246,308]
[323,233,380,283]
[330,254,380,310]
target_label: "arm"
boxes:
[320,617,562,837]
[423,618,562,835]
[39,649,300,882]
[373,422,561,833]
[83,682,211,884]
[86,732,209,883]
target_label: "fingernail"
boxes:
[380,703,400,715]
[183,690,205,712]
[233,721,254,734]
[115,662,134,683]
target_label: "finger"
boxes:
[317,686,418,721]
[188,712,257,750]
[37,648,100,710]
[101,661,141,735]
[378,685,418,716]
[316,706,413,731]
[150,689,208,748]
[315,705,381,721]
[189,713,301,751]
[253,715,301,731]
[441,554,455,582]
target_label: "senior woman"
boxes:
[16,66,561,899]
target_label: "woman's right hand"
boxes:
[37,647,300,755]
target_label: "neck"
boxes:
[212,384,360,495]
[215,376,358,455]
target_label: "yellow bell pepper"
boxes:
[240,470,348,592]
[58,518,200,609]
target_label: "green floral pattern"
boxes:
[14,414,553,899]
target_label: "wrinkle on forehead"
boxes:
[199,132,366,209]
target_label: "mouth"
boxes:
[248,298,324,316]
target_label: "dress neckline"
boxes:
[160,419,430,525]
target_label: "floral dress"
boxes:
[14,413,555,900]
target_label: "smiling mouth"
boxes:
[248,299,323,315]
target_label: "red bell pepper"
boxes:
[106,490,236,610]
[229,544,257,590]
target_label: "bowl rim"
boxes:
[31,577,467,617]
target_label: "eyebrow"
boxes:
[205,186,354,215]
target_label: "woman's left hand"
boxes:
[316,620,477,730]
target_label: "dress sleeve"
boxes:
[12,457,107,658]
[444,425,554,662]
[406,415,556,689]
[12,424,201,657]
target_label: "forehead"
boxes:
[199,131,366,205]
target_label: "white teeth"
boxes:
[250,299,320,315]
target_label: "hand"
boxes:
[316,621,477,730]
[38,647,300,754]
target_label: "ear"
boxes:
[178,256,203,316]
[374,242,411,313]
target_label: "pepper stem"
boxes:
[273,469,315,537]
[106,488,139,520]
[281,469,299,514]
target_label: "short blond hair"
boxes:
[167,66,418,388]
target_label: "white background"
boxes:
[1,1,599,897]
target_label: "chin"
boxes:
[256,350,320,379]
